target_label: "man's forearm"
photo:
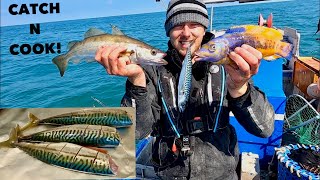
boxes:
[121,79,157,139]
[128,71,146,88]
[228,84,275,138]
[228,82,248,98]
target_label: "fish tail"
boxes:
[0,125,19,148]
[277,41,293,60]
[52,54,68,77]
[18,112,39,132]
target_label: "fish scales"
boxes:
[20,124,120,147]
[33,109,133,128]
[67,35,146,60]
[178,46,192,112]
[196,25,293,63]
[14,142,117,175]
[225,33,277,53]
[81,34,151,49]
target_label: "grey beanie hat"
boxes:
[165,0,209,36]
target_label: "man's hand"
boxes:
[95,45,146,87]
[224,44,262,98]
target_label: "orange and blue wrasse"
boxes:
[20,109,133,132]
[18,124,121,147]
[0,127,118,176]
[195,25,293,64]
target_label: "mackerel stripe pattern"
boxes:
[15,142,117,175]
[20,125,120,147]
[184,48,192,100]
[178,46,192,112]
[38,110,133,127]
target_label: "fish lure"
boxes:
[19,109,133,132]
[52,25,167,77]
[1,127,118,176]
[195,25,293,64]
[177,46,192,112]
[18,124,121,147]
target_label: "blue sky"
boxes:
[1,0,291,26]
[0,0,167,26]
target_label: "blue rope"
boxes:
[214,66,225,132]
[158,78,180,138]
[158,66,226,136]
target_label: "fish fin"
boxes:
[15,124,23,136]
[110,24,125,35]
[52,54,68,77]
[28,112,40,122]
[0,126,19,148]
[84,58,93,63]
[216,57,232,65]
[226,26,246,34]
[70,57,95,64]
[263,55,282,61]
[244,25,283,40]
[277,41,293,60]
[84,28,106,39]
[67,41,80,50]
[109,156,119,175]
[70,57,81,64]
[18,112,39,132]
[91,96,106,107]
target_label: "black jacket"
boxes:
[121,32,275,179]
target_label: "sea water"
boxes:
[1,0,319,108]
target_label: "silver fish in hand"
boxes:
[53,26,167,76]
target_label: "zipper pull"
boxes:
[172,138,179,156]
[199,88,205,104]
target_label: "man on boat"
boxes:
[95,0,275,179]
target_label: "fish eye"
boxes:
[151,49,157,56]
[209,44,216,52]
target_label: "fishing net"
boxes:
[284,94,320,145]
[289,148,320,174]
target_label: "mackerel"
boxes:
[177,46,192,112]
[19,109,133,132]
[0,127,118,176]
[19,124,121,147]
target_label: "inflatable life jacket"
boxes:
[152,49,229,138]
